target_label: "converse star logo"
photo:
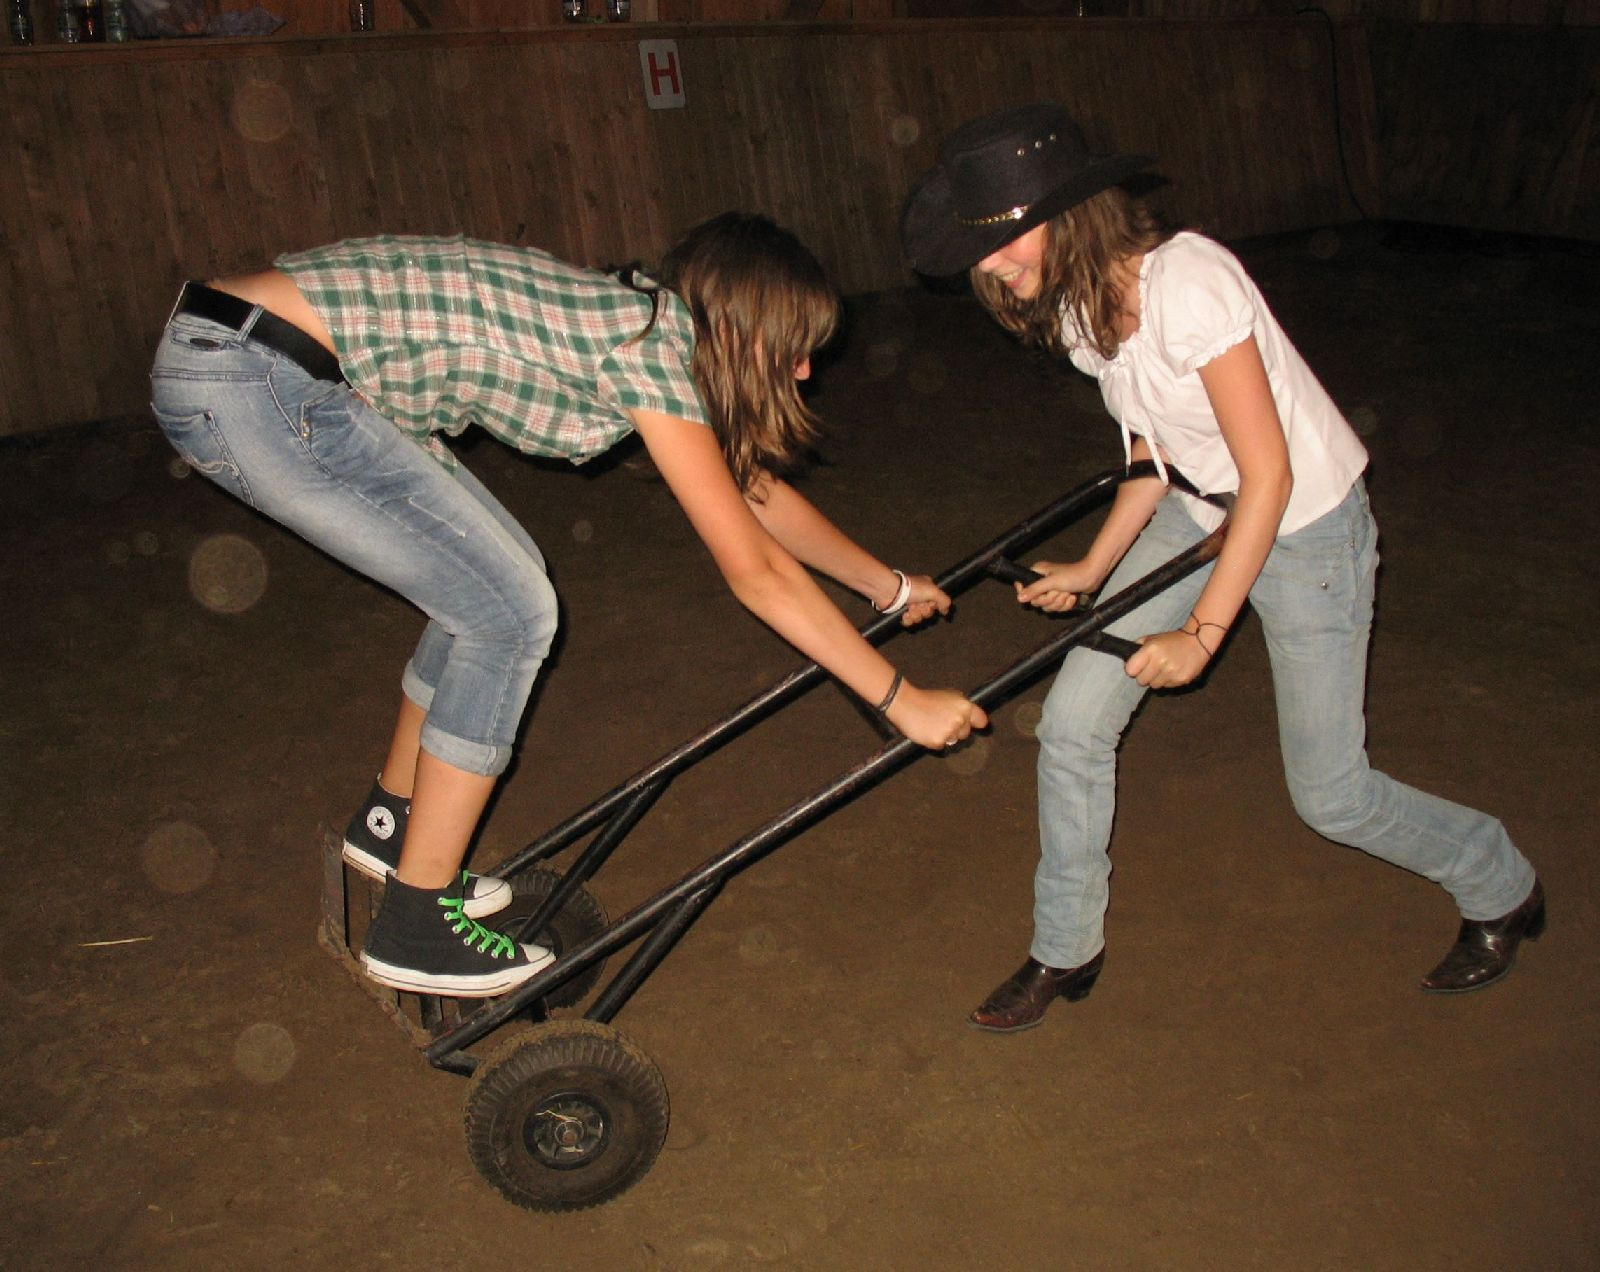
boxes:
[366,807,396,840]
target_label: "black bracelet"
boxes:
[874,670,903,715]
[1184,614,1228,657]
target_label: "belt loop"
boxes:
[166,281,195,329]
[236,303,265,341]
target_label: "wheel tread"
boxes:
[464,1019,669,1212]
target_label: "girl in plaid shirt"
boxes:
[152,213,985,997]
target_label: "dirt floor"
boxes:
[3,222,1597,1270]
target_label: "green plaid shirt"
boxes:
[276,236,707,467]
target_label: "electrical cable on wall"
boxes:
[1297,5,1374,223]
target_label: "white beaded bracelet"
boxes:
[872,568,911,615]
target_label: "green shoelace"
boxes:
[437,884,517,960]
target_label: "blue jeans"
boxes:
[149,307,558,777]
[1032,482,1535,968]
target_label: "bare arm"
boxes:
[744,474,951,626]
[1016,436,1167,612]
[1127,335,1292,688]
[627,409,987,747]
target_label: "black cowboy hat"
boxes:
[900,103,1154,277]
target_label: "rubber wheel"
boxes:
[464,1019,670,1212]
[499,867,608,1009]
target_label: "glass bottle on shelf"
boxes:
[103,0,126,39]
[605,0,628,19]
[348,0,372,29]
[73,0,100,40]
[9,0,34,43]
[55,0,78,41]
[562,0,584,19]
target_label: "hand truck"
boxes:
[318,460,1230,1211]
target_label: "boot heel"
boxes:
[1063,969,1100,1003]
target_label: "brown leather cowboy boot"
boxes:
[968,950,1104,1033]
[1420,879,1545,994]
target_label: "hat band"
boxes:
[955,203,1030,228]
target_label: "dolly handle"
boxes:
[987,558,1140,661]
[1080,631,1142,661]
[986,556,1092,604]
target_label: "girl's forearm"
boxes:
[1188,334,1295,636]
[1082,471,1168,585]
[745,477,902,608]
[725,549,900,702]
[1187,474,1291,632]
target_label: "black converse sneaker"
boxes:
[360,873,555,997]
[341,777,511,919]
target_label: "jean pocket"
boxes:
[154,407,255,507]
[300,385,406,481]
[1264,501,1377,641]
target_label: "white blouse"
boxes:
[1065,233,1368,535]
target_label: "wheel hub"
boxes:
[525,1094,610,1169]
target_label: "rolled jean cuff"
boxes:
[401,658,437,713]
[418,718,512,777]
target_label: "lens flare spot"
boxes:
[435,52,474,92]
[361,78,397,120]
[188,533,269,614]
[865,340,902,380]
[1307,228,1341,261]
[736,926,782,966]
[141,821,218,894]
[234,1022,297,1084]
[945,734,993,776]
[889,115,921,147]
[1347,405,1379,437]
[231,78,293,144]
[1012,701,1043,739]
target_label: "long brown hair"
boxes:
[970,187,1167,361]
[644,213,840,495]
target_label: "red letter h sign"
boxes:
[639,40,686,110]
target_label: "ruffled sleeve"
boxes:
[1144,236,1257,378]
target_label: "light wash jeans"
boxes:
[150,306,558,777]
[1031,481,1535,968]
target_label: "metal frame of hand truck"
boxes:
[316,459,1230,1210]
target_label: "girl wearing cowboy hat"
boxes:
[901,104,1541,1032]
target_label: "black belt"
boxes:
[174,281,347,385]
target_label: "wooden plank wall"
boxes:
[1357,0,1597,22]
[1367,23,1600,233]
[9,0,1590,44]
[0,16,1593,436]
[9,0,896,42]
[0,18,1378,435]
